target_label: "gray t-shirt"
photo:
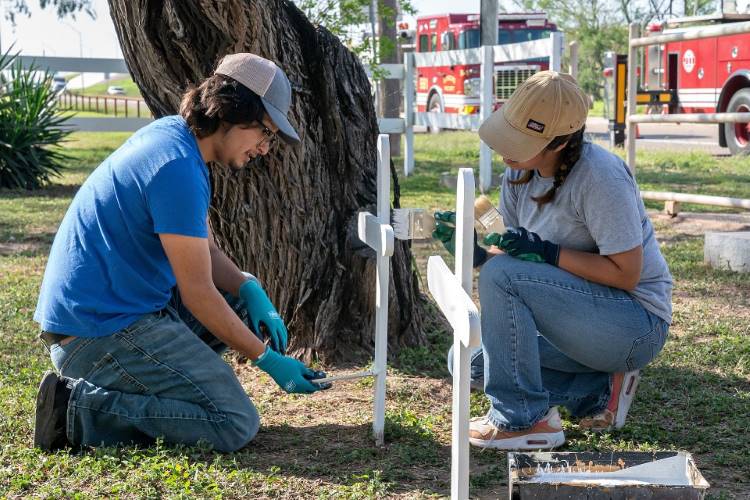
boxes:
[500,142,673,323]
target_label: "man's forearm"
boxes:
[181,284,266,360]
[209,244,250,297]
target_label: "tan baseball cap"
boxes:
[215,53,300,145]
[478,71,589,162]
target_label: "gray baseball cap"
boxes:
[214,53,301,145]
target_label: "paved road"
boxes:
[585,117,730,156]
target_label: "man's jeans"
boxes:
[448,254,669,431]
[43,289,261,452]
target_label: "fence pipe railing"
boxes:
[625,21,750,212]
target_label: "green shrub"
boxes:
[0,48,72,189]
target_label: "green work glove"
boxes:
[432,211,457,254]
[239,279,288,354]
[485,227,560,266]
[432,211,488,267]
[252,347,324,394]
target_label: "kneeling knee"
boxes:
[216,402,260,452]
[479,254,515,294]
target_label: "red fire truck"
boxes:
[643,13,750,154]
[414,12,557,127]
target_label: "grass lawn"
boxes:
[1,131,748,498]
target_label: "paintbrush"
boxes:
[391,195,505,241]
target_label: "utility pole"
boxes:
[480,0,498,46]
[0,0,4,55]
[378,0,401,156]
[478,0,498,191]
[64,22,84,92]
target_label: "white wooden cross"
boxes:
[427,168,481,500]
[313,134,393,446]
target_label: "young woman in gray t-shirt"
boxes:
[438,71,672,450]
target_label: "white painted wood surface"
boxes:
[372,134,392,446]
[352,135,394,447]
[427,168,481,500]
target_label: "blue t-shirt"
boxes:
[34,116,210,337]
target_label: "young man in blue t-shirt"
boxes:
[33,53,326,452]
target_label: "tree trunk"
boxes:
[107,0,429,363]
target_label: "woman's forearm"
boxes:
[558,247,640,291]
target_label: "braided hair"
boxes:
[508,126,586,207]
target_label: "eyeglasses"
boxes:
[258,124,277,148]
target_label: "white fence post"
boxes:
[403,52,416,177]
[479,45,494,193]
[427,168,482,500]
[626,22,640,175]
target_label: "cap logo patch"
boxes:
[526,119,545,133]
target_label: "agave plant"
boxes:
[0,48,73,189]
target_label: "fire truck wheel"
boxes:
[427,93,443,134]
[724,88,750,156]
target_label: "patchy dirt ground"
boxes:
[215,211,750,498]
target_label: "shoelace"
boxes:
[476,416,500,454]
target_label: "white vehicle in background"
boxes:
[106,85,125,95]
[51,75,67,93]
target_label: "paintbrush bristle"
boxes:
[391,208,436,240]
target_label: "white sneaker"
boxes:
[469,407,565,450]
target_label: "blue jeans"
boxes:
[449,255,669,431]
[45,289,261,452]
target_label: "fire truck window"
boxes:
[418,34,430,52]
[441,31,456,51]
[499,29,551,44]
[458,29,480,49]
[430,33,438,52]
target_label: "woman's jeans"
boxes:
[43,289,261,452]
[448,254,669,431]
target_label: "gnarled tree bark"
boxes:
[107,0,429,362]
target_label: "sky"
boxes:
[0,0,746,58]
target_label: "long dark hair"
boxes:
[508,126,586,207]
[179,74,266,138]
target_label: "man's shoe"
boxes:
[469,407,565,450]
[34,371,72,451]
[579,370,640,431]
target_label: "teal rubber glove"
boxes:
[252,347,323,394]
[239,279,288,354]
[485,227,560,266]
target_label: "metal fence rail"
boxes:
[20,46,568,193]
[626,21,750,212]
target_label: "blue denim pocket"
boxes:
[84,352,150,394]
[625,318,669,371]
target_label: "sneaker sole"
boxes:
[614,370,640,430]
[469,431,565,450]
[33,371,61,450]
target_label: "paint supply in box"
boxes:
[508,451,709,499]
